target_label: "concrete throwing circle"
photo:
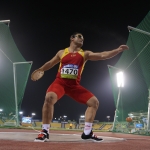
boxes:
[0,132,126,143]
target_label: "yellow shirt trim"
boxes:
[61,48,69,59]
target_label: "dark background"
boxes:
[0,1,149,122]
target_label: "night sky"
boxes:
[0,1,149,122]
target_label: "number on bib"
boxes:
[61,68,78,79]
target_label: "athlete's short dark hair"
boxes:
[70,32,83,38]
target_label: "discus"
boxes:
[31,69,44,81]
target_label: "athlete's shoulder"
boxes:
[83,50,93,61]
[83,50,93,56]
[55,49,63,59]
[84,50,92,53]
[57,48,69,53]
[57,49,64,54]
[57,48,69,59]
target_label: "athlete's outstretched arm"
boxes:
[85,45,129,61]
[31,50,63,81]
[39,50,63,71]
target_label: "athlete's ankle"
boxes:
[42,124,50,133]
[84,122,93,135]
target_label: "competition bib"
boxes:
[61,64,78,79]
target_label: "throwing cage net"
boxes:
[108,11,150,135]
[0,21,32,126]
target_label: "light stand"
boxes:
[112,72,124,131]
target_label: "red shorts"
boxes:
[46,78,94,104]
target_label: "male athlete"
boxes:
[31,32,129,142]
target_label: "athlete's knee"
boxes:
[87,97,99,109]
[92,98,99,109]
[44,92,57,105]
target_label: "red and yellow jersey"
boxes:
[56,48,85,84]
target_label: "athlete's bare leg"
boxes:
[42,92,58,124]
[82,96,103,141]
[34,92,57,142]
[85,96,99,122]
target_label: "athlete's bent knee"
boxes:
[87,97,99,109]
[92,98,99,110]
[44,92,57,105]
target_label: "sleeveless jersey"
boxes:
[56,48,85,84]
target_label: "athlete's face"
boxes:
[72,34,84,47]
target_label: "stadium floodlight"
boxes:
[19,111,23,114]
[116,71,124,110]
[80,115,85,118]
[63,115,67,118]
[116,72,124,87]
[106,116,110,122]
[32,113,36,116]
[0,109,3,112]
[112,72,124,131]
